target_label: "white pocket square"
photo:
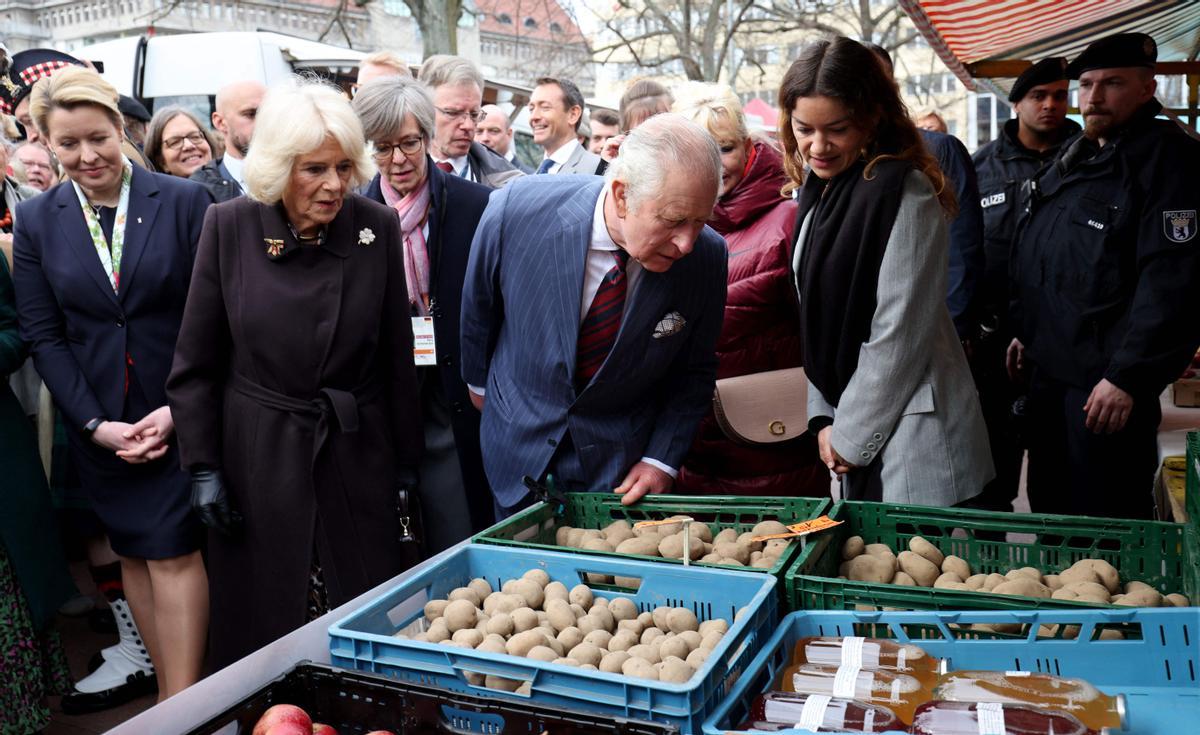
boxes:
[652,311,686,339]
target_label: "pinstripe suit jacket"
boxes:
[798,170,993,507]
[461,175,728,505]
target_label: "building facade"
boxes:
[475,0,593,96]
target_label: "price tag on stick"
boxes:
[750,515,843,542]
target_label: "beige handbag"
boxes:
[713,367,809,444]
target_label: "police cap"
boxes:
[118,95,151,123]
[1066,33,1157,79]
[0,47,84,115]
[1008,57,1069,102]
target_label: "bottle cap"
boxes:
[1115,693,1128,729]
[936,657,950,675]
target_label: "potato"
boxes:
[1043,574,1064,591]
[608,630,639,652]
[622,657,659,680]
[684,640,713,664]
[444,599,479,633]
[584,629,613,649]
[506,630,549,657]
[615,536,661,557]
[940,581,971,591]
[908,537,945,568]
[469,576,494,599]
[736,532,765,553]
[934,572,965,589]
[763,539,791,559]
[713,528,740,545]
[565,529,589,548]
[981,573,1007,591]
[1166,593,1191,607]
[1072,559,1120,594]
[1097,629,1125,640]
[424,599,450,622]
[659,635,690,661]
[1115,588,1163,607]
[892,571,918,587]
[617,618,644,635]
[521,569,550,588]
[842,535,866,560]
[1057,565,1103,589]
[697,619,728,637]
[667,608,700,634]
[659,533,704,561]
[864,543,896,559]
[897,551,940,587]
[591,649,628,673]
[699,630,724,652]
[526,645,557,662]
[483,592,524,616]
[583,538,615,554]
[576,616,601,636]
[752,520,789,537]
[477,634,507,654]
[1005,567,1043,583]
[484,675,522,692]
[848,555,897,584]
[543,581,569,605]
[676,630,702,652]
[714,541,751,565]
[569,603,588,619]
[641,627,666,645]
[603,520,634,543]
[555,526,574,546]
[964,574,988,590]
[1124,580,1155,595]
[1063,581,1112,602]
[556,626,584,651]
[569,584,594,609]
[651,606,672,631]
[568,642,603,667]
[545,600,576,632]
[699,553,722,564]
[941,555,971,580]
[1051,587,1081,602]
[592,597,609,609]
[991,578,1052,599]
[426,620,450,643]
[485,612,514,637]
[553,657,580,667]
[608,597,638,622]
[627,643,661,664]
[506,579,545,610]
[545,637,566,657]
[637,611,654,627]
[750,558,773,569]
[588,606,615,633]
[511,607,539,633]
[659,657,696,683]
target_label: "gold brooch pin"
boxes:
[264,238,285,257]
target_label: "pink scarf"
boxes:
[381,175,432,315]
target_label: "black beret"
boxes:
[1066,33,1157,79]
[0,48,83,114]
[1008,57,1068,102]
[118,95,151,122]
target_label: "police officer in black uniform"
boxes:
[1009,33,1200,519]
[969,57,1079,514]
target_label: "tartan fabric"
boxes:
[575,250,629,389]
[18,60,71,85]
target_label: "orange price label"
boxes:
[632,516,695,530]
[751,515,843,542]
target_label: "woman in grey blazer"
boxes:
[779,37,992,507]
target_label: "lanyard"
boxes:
[72,159,133,292]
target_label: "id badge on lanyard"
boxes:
[412,316,437,366]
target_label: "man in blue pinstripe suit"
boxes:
[461,114,729,518]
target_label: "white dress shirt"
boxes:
[433,153,475,182]
[221,154,247,193]
[469,188,676,478]
[541,138,582,174]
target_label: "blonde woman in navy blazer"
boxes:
[12,67,212,700]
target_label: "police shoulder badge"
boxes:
[1163,210,1196,244]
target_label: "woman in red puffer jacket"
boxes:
[673,83,829,497]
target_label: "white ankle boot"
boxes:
[61,597,157,714]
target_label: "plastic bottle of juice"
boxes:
[740,692,902,733]
[778,663,929,724]
[910,700,1093,735]
[933,670,1126,731]
[791,636,943,688]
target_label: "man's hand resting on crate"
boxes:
[614,461,673,505]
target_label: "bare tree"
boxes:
[477,0,596,90]
[400,0,467,57]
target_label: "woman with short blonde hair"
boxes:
[13,65,213,704]
[167,77,424,669]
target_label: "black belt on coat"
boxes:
[228,372,381,468]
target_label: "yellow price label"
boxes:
[751,515,843,542]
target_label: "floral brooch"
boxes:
[359,228,376,246]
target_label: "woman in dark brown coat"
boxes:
[166,79,423,669]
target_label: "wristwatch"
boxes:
[83,417,105,436]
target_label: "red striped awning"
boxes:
[900,0,1200,94]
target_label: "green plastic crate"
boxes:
[784,500,1198,613]
[472,493,829,583]
[1187,430,1199,527]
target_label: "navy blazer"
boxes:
[12,167,212,430]
[364,162,495,529]
[460,175,728,506]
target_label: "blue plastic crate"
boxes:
[328,544,778,734]
[703,608,1200,735]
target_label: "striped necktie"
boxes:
[576,250,630,389]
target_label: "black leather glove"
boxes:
[190,467,240,537]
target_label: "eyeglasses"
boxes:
[436,106,487,123]
[372,138,425,160]
[163,132,207,151]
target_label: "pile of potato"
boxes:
[402,568,742,692]
[553,517,796,570]
[838,535,1190,607]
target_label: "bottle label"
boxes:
[796,694,832,731]
[976,702,1006,735]
[841,636,866,668]
[832,666,867,698]
[896,646,906,670]
[864,707,875,732]
[1004,670,1031,678]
